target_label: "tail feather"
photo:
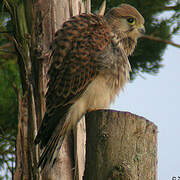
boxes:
[38,133,65,170]
[38,115,73,171]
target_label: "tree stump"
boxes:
[84,110,157,180]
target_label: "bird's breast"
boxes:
[76,73,128,112]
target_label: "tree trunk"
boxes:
[6,0,89,179]
[84,110,157,180]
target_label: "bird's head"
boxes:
[105,4,145,42]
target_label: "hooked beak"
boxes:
[137,24,145,35]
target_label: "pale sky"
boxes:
[112,34,180,179]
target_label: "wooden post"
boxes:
[84,110,157,180]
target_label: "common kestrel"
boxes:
[35,3,145,170]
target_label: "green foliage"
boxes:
[0,61,19,176]
[0,59,19,133]
[0,59,19,179]
[0,1,19,178]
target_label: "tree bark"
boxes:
[5,0,89,179]
[84,110,157,180]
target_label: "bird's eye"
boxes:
[127,17,136,25]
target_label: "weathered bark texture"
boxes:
[7,0,157,179]
[84,110,157,180]
[74,116,86,180]
[5,0,89,179]
[13,91,29,180]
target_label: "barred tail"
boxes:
[38,131,65,170]
[38,115,74,171]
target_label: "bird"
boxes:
[34,3,145,170]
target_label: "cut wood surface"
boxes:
[84,110,157,180]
